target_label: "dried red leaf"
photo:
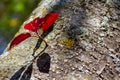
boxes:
[24,17,43,32]
[7,33,31,51]
[41,13,59,31]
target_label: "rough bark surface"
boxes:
[0,0,120,80]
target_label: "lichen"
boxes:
[60,39,75,48]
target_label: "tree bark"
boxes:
[0,0,120,80]
[0,0,62,79]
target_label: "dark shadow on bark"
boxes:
[19,63,33,80]
[10,66,26,80]
[64,1,88,40]
[10,63,33,80]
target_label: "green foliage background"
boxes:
[0,0,40,41]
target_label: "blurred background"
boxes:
[0,0,40,54]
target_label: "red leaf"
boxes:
[41,13,59,31]
[24,17,43,32]
[7,33,31,51]
[24,13,59,32]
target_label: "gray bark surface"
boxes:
[0,0,120,80]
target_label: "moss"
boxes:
[60,39,75,48]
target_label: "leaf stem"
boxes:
[35,31,48,45]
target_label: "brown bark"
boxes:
[0,0,120,80]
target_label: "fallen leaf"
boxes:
[8,33,31,51]
[24,17,43,32]
[41,13,59,31]
[37,53,51,73]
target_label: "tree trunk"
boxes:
[0,0,120,80]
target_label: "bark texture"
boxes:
[0,0,120,80]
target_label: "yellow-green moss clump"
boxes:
[60,39,75,48]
